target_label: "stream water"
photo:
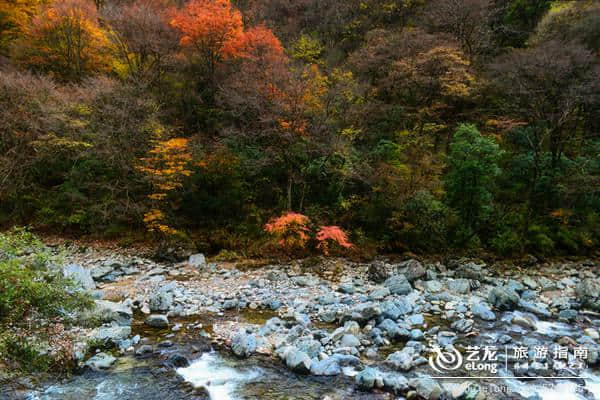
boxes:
[26,351,357,400]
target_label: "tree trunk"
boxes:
[286,171,292,211]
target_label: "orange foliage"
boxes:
[25,0,111,81]
[137,137,192,235]
[234,25,284,61]
[169,0,243,71]
[264,212,353,255]
[316,225,353,255]
[169,0,283,82]
[264,212,310,250]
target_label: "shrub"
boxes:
[0,228,92,371]
[264,212,352,255]
[316,226,353,255]
[264,212,311,252]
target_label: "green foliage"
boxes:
[445,124,503,243]
[0,228,91,371]
[291,34,324,64]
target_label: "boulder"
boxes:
[285,349,312,373]
[488,286,520,310]
[399,259,426,282]
[409,376,443,400]
[383,373,409,394]
[85,353,116,370]
[575,279,600,311]
[145,314,169,328]
[94,300,132,326]
[346,302,382,324]
[355,367,384,389]
[166,353,190,368]
[471,302,496,321]
[188,253,206,268]
[448,279,471,294]
[63,264,95,290]
[386,347,417,371]
[149,289,173,312]
[454,262,485,280]
[340,334,361,348]
[384,275,412,295]
[367,261,390,283]
[310,354,360,376]
[93,326,131,345]
[232,331,257,358]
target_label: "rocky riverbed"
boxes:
[4,242,600,400]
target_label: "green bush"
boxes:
[0,228,92,371]
[527,224,555,255]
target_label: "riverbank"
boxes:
[3,238,600,400]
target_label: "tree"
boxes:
[169,0,244,87]
[489,40,599,169]
[0,0,46,55]
[103,0,177,85]
[425,0,491,58]
[137,137,193,235]
[20,0,111,82]
[445,124,502,243]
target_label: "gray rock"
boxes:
[407,313,424,326]
[424,280,443,292]
[292,275,319,287]
[367,261,390,283]
[166,353,190,368]
[522,276,538,290]
[91,300,132,326]
[294,312,311,326]
[558,309,578,322]
[310,354,360,376]
[90,265,114,281]
[149,289,173,312]
[386,347,417,371]
[93,326,131,344]
[370,287,390,300]
[437,331,457,347]
[451,319,474,333]
[63,264,96,290]
[85,353,116,370]
[409,376,443,400]
[296,338,322,359]
[471,302,496,321]
[511,314,535,330]
[488,286,520,310]
[340,334,360,348]
[519,300,551,317]
[232,331,257,358]
[576,279,600,311]
[285,349,312,373]
[135,344,154,355]
[454,262,485,280]
[347,302,382,324]
[145,314,169,328]
[355,367,383,389]
[383,373,409,394]
[188,253,206,268]
[399,259,426,282]
[384,275,412,295]
[338,283,355,294]
[447,279,470,294]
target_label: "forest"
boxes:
[1,0,599,257]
